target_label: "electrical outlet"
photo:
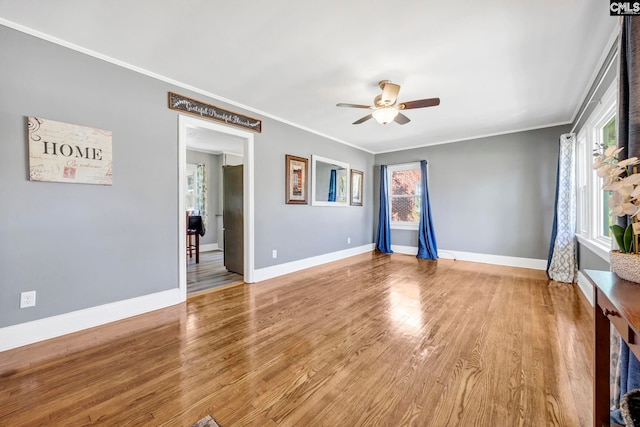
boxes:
[347,237,351,244]
[272,249,277,259]
[20,291,36,308]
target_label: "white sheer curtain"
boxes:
[196,163,207,231]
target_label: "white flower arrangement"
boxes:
[592,145,640,253]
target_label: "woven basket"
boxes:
[622,389,640,427]
[610,251,640,284]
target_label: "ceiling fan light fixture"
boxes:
[372,107,399,125]
[336,80,439,126]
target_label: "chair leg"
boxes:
[188,234,193,258]
[195,233,200,264]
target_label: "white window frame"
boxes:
[593,110,617,242]
[388,162,421,230]
[575,79,617,261]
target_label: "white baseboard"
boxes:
[440,249,548,270]
[390,245,419,255]
[576,270,595,306]
[200,243,219,252]
[253,244,375,282]
[391,245,547,270]
[0,288,184,352]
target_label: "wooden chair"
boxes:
[186,212,200,264]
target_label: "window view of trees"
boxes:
[391,169,421,222]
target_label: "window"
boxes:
[576,132,588,235]
[575,79,617,259]
[600,116,616,237]
[388,162,421,230]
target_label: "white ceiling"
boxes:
[186,127,244,156]
[0,1,617,154]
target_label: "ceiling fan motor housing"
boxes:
[378,80,400,106]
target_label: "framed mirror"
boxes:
[311,155,349,206]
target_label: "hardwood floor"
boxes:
[188,250,244,294]
[0,252,593,426]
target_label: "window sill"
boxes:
[391,223,419,231]
[576,235,611,263]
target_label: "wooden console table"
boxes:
[584,270,640,427]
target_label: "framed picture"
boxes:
[28,116,113,185]
[350,169,363,206]
[285,154,308,204]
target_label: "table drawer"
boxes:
[597,288,640,376]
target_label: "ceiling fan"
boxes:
[336,80,440,125]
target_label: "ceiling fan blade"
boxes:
[337,103,372,109]
[353,114,373,125]
[394,113,411,125]
[381,82,400,105]
[399,97,440,110]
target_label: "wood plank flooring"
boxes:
[0,252,594,426]
[188,250,244,294]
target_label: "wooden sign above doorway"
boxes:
[168,92,262,133]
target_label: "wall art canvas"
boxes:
[28,116,113,185]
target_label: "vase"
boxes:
[610,251,640,284]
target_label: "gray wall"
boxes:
[578,245,610,271]
[0,25,374,328]
[186,150,221,246]
[571,40,617,141]
[374,125,570,259]
[253,121,374,268]
[0,26,178,327]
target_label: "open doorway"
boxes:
[178,115,254,299]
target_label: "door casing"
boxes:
[177,114,255,301]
